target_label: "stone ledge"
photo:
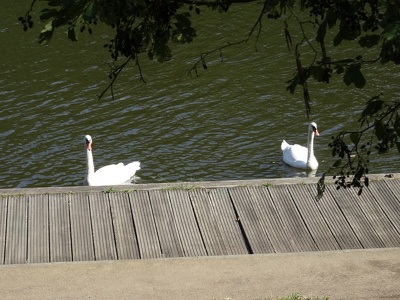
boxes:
[0,173,398,195]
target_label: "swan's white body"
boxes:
[85,135,141,186]
[281,122,319,170]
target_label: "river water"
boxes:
[1,2,399,188]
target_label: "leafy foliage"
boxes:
[19,0,205,98]
[317,94,400,199]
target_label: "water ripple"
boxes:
[0,3,399,188]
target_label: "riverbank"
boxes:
[0,175,399,299]
[0,173,397,195]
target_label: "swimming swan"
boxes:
[84,135,141,186]
[281,122,319,170]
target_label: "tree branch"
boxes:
[317,96,400,199]
[188,39,247,76]
[98,57,132,100]
[189,0,277,75]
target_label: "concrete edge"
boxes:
[1,246,398,269]
[0,173,398,195]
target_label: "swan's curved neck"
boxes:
[307,130,315,164]
[86,148,95,176]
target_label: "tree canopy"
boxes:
[20,0,400,195]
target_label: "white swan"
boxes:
[84,135,141,186]
[281,122,319,170]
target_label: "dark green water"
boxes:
[1,2,399,188]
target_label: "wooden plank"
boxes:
[309,185,362,250]
[208,188,248,255]
[268,185,317,252]
[5,196,28,264]
[189,189,227,256]
[70,193,95,262]
[384,179,400,197]
[383,178,400,192]
[288,185,340,251]
[49,194,72,262]
[129,191,161,259]
[89,193,117,261]
[383,179,400,202]
[168,190,207,257]
[0,196,8,264]
[228,187,274,254]
[108,192,140,260]
[28,194,49,263]
[247,186,295,253]
[148,190,183,258]
[327,185,385,249]
[368,180,400,233]
[348,186,400,248]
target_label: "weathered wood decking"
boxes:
[0,177,399,265]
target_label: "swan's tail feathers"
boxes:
[126,161,141,172]
[281,140,289,151]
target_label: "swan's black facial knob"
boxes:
[310,122,319,136]
[85,135,92,150]
[85,135,92,143]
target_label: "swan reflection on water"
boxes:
[281,163,319,177]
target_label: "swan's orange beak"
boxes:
[86,141,92,150]
[314,129,320,136]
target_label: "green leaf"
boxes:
[333,58,356,64]
[47,0,62,6]
[361,97,384,119]
[375,120,385,140]
[83,3,96,21]
[333,32,343,46]
[343,65,365,88]
[286,74,299,94]
[350,132,360,145]
[69,14,85,42]
[309,66,325,82]
[339,19,361,41]
[358,35,380,48]
[68,26,77,41]
[175,13,192,28]
[333,159,342,167]
[149,36,172,62]
[39,21,54,45]
[335,65,345,74]
[394,114,400,135]
[172,13,196,44]
[382,21,400,41]
[326,9,337,28]
[39,8,58,22]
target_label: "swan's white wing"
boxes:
[91,161,141,186]
[281,141,308,169]
[281,122,319,170]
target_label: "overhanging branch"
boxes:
[98,57,133,100]
[188,0,275,75]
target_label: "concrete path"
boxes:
[1,248,399,300]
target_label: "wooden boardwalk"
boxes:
[0,178,399,265]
